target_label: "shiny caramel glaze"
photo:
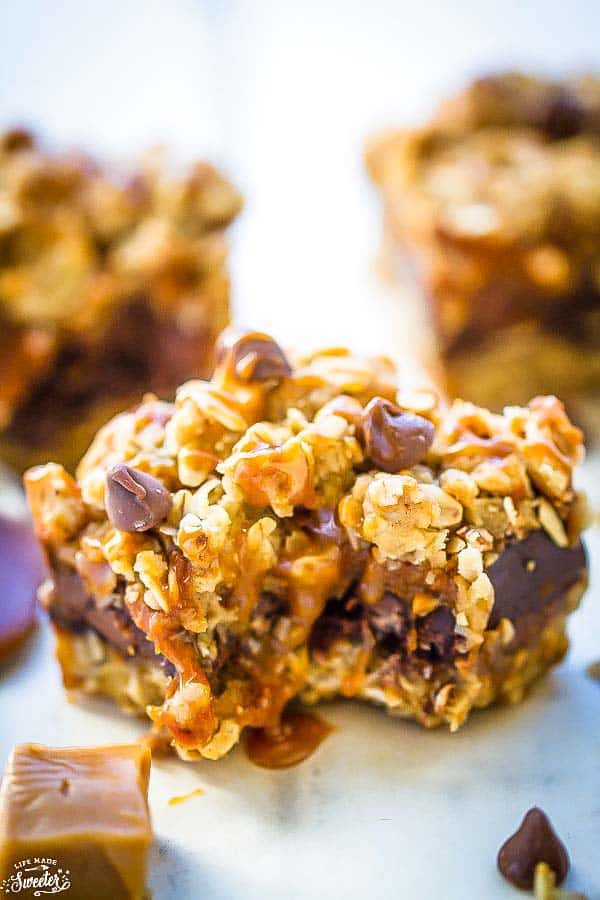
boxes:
[244,708,332,769]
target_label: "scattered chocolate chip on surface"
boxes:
[360,397,435,471]
[498,807,569,890]
[105,463,172,532]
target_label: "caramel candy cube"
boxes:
[0,744,152,900]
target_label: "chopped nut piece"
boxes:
[457,546,484,582]
[538,497,569,547]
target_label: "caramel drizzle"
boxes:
[275,542,343,646]
[126,594,217,750]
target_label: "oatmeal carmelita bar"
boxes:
[367,73,600,429]
[25,330,587,760]
[0,129,241,471]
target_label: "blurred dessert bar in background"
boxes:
[0,129,241,472]
[25,329,588,760]
[367,73,600,434]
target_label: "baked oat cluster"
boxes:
[0,129,241,471]
[367,72,600,427]
[26,329,588,760]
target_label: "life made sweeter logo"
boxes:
[1,859,71,896]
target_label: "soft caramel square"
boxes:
[0,743,152,900]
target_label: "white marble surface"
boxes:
[1,2,600,898]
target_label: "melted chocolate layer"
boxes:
[4,296,214,453]
[48,529,586,688]
[310,530,586,668]
[48,565,175,676]
[488,530,586,632]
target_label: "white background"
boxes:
[1,3,600,898]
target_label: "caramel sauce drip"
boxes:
[244,708,332,769]
[358,553,386,605]
[443,434,514,461]
[227,520,367,736]
[232,533,273,625]
[216,521,351,736]
[126,594,217,750]
[213,666,302,733]
[276,541,342,646]
[232,444,318,511]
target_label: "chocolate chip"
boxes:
[45,565,89,622]
[543,87,585,139]
[216,328,292,382]
[105,464,172,532]
[297,508,343,543]
[416,605,455,661]
[250,591,288,637]
[0,128,34,153]
[360,398,435,472]
[497,807,569,890]
[309,595,366,656]
[368,593,411,646]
